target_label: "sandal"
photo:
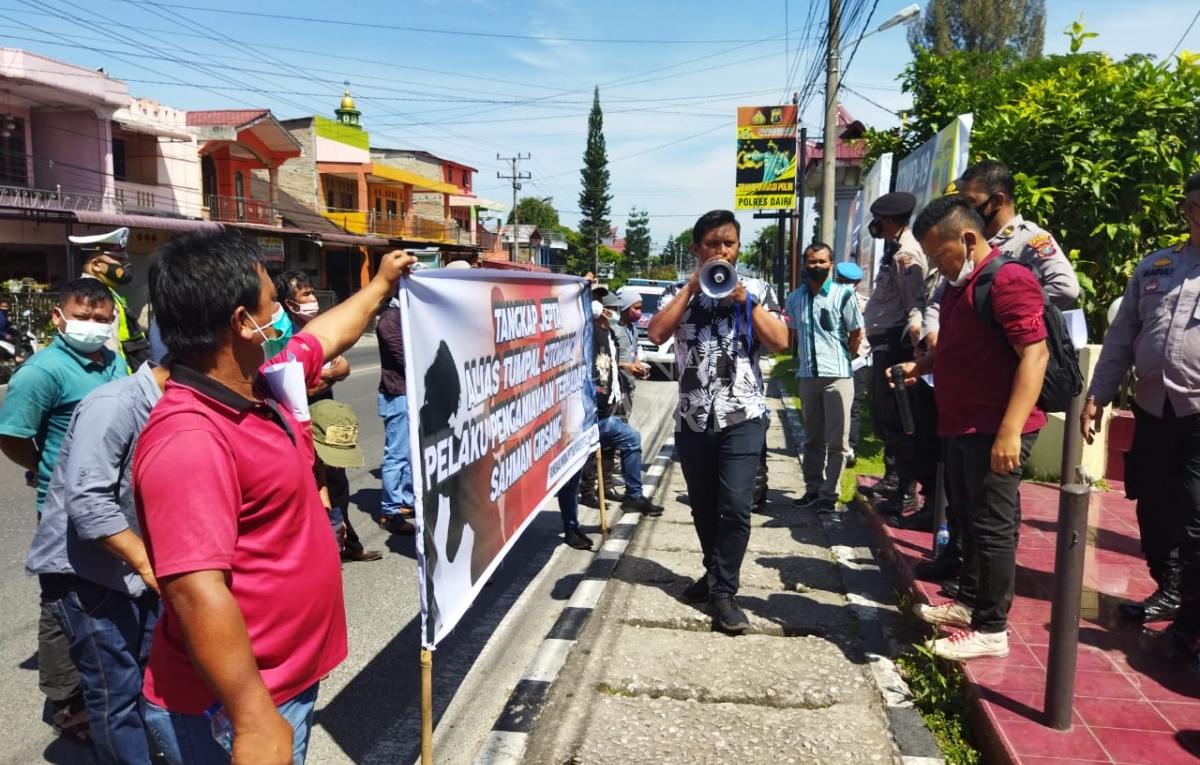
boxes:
[52,700,92,746]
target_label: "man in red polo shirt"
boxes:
[134,232,415,765]
[897,196,1049,661]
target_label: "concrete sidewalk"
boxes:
[506,386,942,765]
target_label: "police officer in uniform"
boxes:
[71,227,152,370]
[1082,171,1200,647]
[862,192,931,514]
[914,161,1082,581]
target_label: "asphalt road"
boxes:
[0,337,678,765]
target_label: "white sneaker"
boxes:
[913,600,972,628]
[930,629,1009,661]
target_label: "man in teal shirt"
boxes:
[785,243,864,513]
[0,277,126,743]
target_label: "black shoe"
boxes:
[1118,588,1181,623]
[914,553,961,582]
[563,527,594,550]
[876,491,919,516]
[940,577,961,599]
[711,596,749,633]
[579,493,600,508]
[604,487,622,502]
[846,451,857,468]
[864,476,899,498]
[380,514,416,535]
[888,504,935,531]
[1160,624,1200,672]
[622,494,664,517]
[791,491,820,508]
[680,577,709,603]
[341,547,384,562]
[813,499,838,514]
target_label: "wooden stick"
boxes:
[420,648,433,765]
[596,449,608,542]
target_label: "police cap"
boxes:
[835,261,863,282]
[869,192,916,218]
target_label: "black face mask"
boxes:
[868,219,885,239]
[805,265,830,283]
[974,196,999,229]
[97,261,133,286]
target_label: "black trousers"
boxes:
[848,364,870,453]
[869,335,918,489]
[948,431,1038,633]
[326,466,365,555]
[676,414,767,598]
[1128,401,1200,636]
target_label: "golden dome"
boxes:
[340,90,357,110]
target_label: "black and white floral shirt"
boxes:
[664,276,781,431]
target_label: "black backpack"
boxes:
[972,256,1083,413]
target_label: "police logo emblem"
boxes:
[1145,278,1160,294]
[1028,234,1057,258]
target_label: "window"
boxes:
[386,199,397,218]
[235,171,245,220]
[462,169,469,188]
[0,117,28,186]
[325,190,335,210]
[112,138,127,181]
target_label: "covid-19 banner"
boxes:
[894,113,974,216]
[400,271,598,648]
[735,105,798,210]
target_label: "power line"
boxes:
[1169,7,1200,57]
[497,154,531,261]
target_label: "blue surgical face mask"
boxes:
[247,303,292,361]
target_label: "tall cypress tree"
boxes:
[908,0,1046,59]
[578,86,613,266]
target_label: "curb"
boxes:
[776,383,946,765]
[472,438,677,765]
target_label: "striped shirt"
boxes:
[786,279,863,378]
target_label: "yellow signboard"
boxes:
[735,105,798,210]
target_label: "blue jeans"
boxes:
[45,578,159,765]
[557,470,583,530]
[142,682,319,765]
[598,416,644,499]
[378,392,414,516]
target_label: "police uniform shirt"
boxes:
[1088,241,1200,417]
[922,214,1081,336]
[863,228,928,336]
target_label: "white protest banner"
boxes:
[894,114,974,216]
[855,152,893,285]
[400,271,598,648]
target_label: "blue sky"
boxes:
[3,0,1197,249]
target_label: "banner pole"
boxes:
[596,450,608,541]
[420,648,433,765]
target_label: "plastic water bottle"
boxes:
[934,525,950,559]
[204,702,233,753]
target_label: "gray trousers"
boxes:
[798,376,854,501]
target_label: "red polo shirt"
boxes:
[134,333,347,714]
[934,249,1048,437]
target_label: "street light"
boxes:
[820,3,920,246]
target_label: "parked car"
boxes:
[626,279,683,380]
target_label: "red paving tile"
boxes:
[859,477,1200,765]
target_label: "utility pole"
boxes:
[820,0,840,247]
[497,153,531,262]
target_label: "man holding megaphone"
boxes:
[648,210,789,634]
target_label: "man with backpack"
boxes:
[897,196,1050,661]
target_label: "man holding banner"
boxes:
[135,232,416,765]
[648,210,789,634]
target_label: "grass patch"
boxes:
[895,645,982,765]
[770,354,886,503]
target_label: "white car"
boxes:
[630,284,677,380]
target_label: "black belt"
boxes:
[38,572,88,589]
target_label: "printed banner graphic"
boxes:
[845,152,893,285]
[735,105,798,210]
[401,271,597,648]
[894,113,974,217]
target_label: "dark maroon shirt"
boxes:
[934,248,1048,437]
[377,302,406,396]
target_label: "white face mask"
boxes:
[59,317,112,353]
[948,236,976,287]
[294,300,320,318]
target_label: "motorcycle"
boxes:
[0,310,42,384]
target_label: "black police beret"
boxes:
[870,192,917,217]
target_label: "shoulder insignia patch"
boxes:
[1153,257,1173,267]
[896,254,914,274]
[1145,278,1160,294]
[1028,233,1057,258]
[1175,242,1187,252]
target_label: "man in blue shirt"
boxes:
[0,278,126,743]
[28,361,167,763]
[785,243,864,513]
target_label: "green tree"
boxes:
[866,24,1200,333]
[908,0,1046,60]
[578,86,613,262]
[747,225,779,280]
[675,228,696,273]
[623,207,652,275]
[506,196,560,230]
[660,234,679,271]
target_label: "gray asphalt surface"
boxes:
[0,337,677,765]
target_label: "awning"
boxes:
[322,231,398,248]
[113,119,194,142]
[73,210,223,232]
[368,164,457,194]
[458,195,507,212]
